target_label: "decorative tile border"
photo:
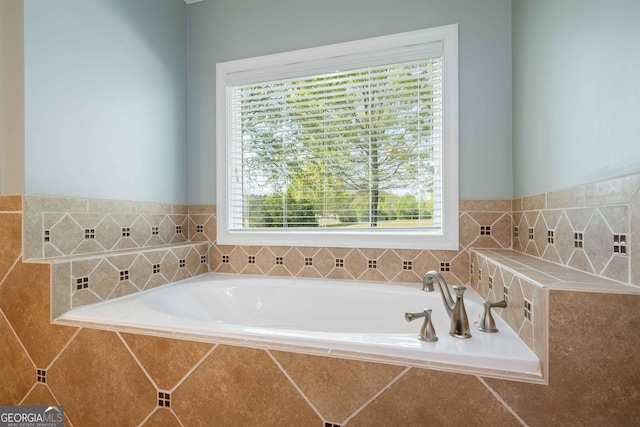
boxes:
[197,200,513,286]
[24,195,189,260]
[513,172,640,286]
[51,243,209,318]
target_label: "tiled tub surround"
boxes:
[512,172,640,286]
[2,194,640,425]
[24,195,193,260]
[51,242,209,318]
[470,248,640,382]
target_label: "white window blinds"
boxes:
[227,57,443,231]
[217,25,458,249]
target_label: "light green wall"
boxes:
[187,0,513,204]
[24,0,188,203]
[512,0,640,197]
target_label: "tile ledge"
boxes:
[32,242,209,264]
[472,249,640,295]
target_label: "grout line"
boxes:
[170,407,187,427]
[169,344,218,393]
[46,327,82,370]
[266,349,326,422]
[117,331,159,389]
[476,375,529,427]
[342,366,410,425]
[0,254,22,287]
[136,407,157,427]
[0,300,37,370]
[17,382,38,405]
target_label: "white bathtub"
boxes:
[58,273,541,377]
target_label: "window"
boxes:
[217,25,458,249]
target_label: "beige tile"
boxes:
[88,198,138,214]
[20,384,61,406]
[486,291,640,426]
[141,409,182,427]
[0,259,77,368]
[52,262,72,319]
[0,195,22,212]
[188,204,216,215]
[120,333,213,390]
[48,329,156,427]
[0,212,22,280]
[49,215,84,255]
[172,345,319,426]
[522,193,546,211]
[583,172,640,206]
[0,314,34,405]
[583,211,614,274]
[271,351,405,423]
[348,368,521,426]
[138,202,173,214]
[547,185,585,209]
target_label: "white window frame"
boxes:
[216,24,458,250]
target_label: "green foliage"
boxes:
[236,61,439,228]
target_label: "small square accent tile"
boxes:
[503,285,510,303]
[44,230,50,243]
[175,225,183,235]
[84,228,96,239]
[122,227,131,237]
[36,369,46,384]
[200,255,207,264]
[275,256,284,265]
[222,255,230,264]
[480,225,491,236]
[151,226,159,236]
[158,391,171,408]
[368,259,377,269]
[325,423,341,427]
[514,226,519,237]
[478,268,482,281]
[614,234,627,255]
[248,255,256,264]
[524,299,533,322]
[528,228,534,240]
[547,230,555,244]
[196,224,204,233]
[76,277,89,290]
[574,232,584,249]
[470,263,474,276]
[335,258,344,268]
[179,259,186,268]
[440,262,450,272]
[488,275,493,290]
[152,264,160,274]
[304,257,313,266]
[120,270,129,281]
[403,260,413,270]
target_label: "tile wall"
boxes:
[3,171,640,426]
[512,172,640,286]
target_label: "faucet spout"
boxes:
[421,270,471,339]
[421,271,455,317]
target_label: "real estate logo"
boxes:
[0,406,64,427]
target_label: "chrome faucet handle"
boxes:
[478,300,508,333]
[405,309,438,342]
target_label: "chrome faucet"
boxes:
[421,271,471,339]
